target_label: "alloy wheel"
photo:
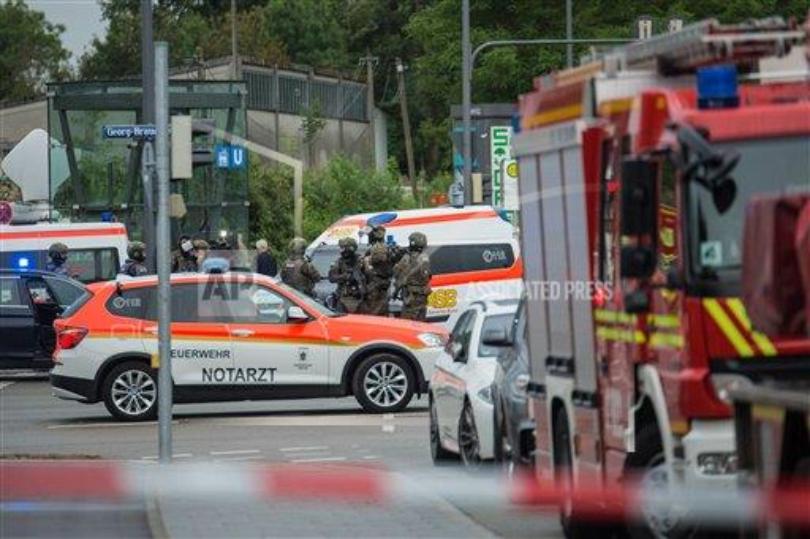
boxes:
[111,369,156,416]
[363,361,408,408]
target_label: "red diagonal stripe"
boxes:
[0,461,127,501]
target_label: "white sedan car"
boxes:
[429,299,519,466]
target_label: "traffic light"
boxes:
[170,115,215,179]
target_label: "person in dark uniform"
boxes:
[393,232,432,321]
[119,242,149,277]
[172,235,198,272]
[328,237,366,314]
[281,237,320,297]
[255,239,277,277]
[45,243,69,276]
[360,225,401,316]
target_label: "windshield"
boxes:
[689,136,810,280]
[274,280,341,317]
[308,245,368,278]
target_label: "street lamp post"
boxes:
[458,37,631,205]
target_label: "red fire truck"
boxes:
[513,17,809,536]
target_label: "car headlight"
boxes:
[417,332,445,348]
[477,386,493,404]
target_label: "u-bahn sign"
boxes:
[490,126,518,211]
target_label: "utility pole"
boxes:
[359,52,378,170]
[395,58,418,201]
[154,42,173,464]
[140,0,156,271]
[461,0,472,205]
[565,0,573,68]
[230,0,239,79]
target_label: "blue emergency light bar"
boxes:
[17,256,30,269]
[367,212,397,227]
[697,64,739,109]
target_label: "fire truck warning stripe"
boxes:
[725,299,777,356]
[524,103,583,128]
[703,299,755,357]
[595,325,645,344]
[0,227,126,240]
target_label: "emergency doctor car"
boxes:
[50,272,447,421]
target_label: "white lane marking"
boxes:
[209,449,261,456]
[362,455,379,460]
[217,455,263,462]
[0,382,16,391]
[289,456,347,463]
[382,413,395,420]
[382,424,396,433]
[49,420,179,430]
[212,415,424,428]
[279,446,329,452]
[141,453,193,460]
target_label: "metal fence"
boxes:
[243,69,367,122]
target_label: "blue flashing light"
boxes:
[386,234,395,246]
[496,208,512,222]
[101,211,114,222]
[17,257,30,269]
[697,64,739,110]
[367,212,397,227]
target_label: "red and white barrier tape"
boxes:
[1,461,809,527]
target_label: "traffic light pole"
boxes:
[140,0,156,271]
[155,42,173,464]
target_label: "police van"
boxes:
[50,272,447,420]
[0,222,128,283]
[307,206,523,325]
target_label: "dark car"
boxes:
[488,299,535,472]
[0,269,87,370]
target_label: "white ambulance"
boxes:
[0,222,129,283]
[307,206,523,325]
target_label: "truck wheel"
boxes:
[429,394,457,464]
[553,406,603,539]
[625,423,693,539]
[102,361,158,422]
[353,354,414,413]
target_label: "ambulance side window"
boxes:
[106,287,156,319]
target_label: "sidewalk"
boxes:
[155,491,495,538]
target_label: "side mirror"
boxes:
[482,328,513,347]
[620,245,656,279]
[451,341,466,363]
[620,158,658,236]
[287,305,309,322]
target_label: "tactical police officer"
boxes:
[360,225,400,316]
[172,235,198,272]
[393,232,431,321]
[45,243,69,276]
[281,237,321,297]
[329,237,366,314]
[120,241,149,277]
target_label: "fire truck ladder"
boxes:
[606,17,806,75]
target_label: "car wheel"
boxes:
[625,424,694,539]
[430,395,457,464]
[102,361,158,422]
[353,354,414,413]
[458,400,482,468]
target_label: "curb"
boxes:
[145,492,171,539]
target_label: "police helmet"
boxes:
[127,241,146,262]
[289,237,307,255]
[368,225,386,243]
[48,242,69,262]
[338,237,358,253]
[408,232,427,250]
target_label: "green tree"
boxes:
[0,0,70,103]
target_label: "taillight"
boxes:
[57,327,89,350]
